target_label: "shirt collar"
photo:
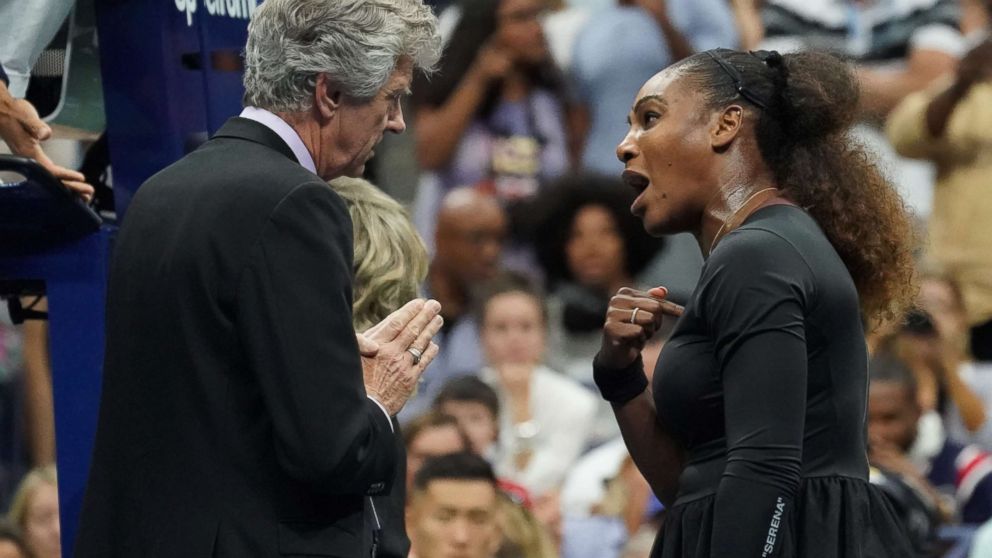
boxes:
[239,106,318,176]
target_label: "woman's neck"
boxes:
[697,157,780,257]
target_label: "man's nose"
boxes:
[387,104,406,134]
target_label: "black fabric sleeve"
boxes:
[698,229,814,558]
[236,181,397,496]
[0,64,7,86]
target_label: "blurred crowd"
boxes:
[3,0,992,556]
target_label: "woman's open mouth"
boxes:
[622,169,650,193]
[622,169,651,216]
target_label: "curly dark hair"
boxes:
[528,173,665,290]
[677,49,917,324]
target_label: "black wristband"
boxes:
[593,354,648,405]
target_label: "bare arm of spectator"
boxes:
[0,79,94,201]
[415,43,511,170]
[926,40,992,137]
[729,0,765,50]
[886,43,992,161]
[636,0,694,62]
[857,46,958,119]
[20,299,56,467]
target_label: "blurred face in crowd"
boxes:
[494,0,548,66]
[408,479,502,558]
[438,400,499,456]
[868,381,921,452]
[566,204,628,291]
[22,481,60,558]
[407,425,469,491]
[481,292,546,368]
[317,57,412,179]
[918,277,968,348]
[617,68,721,237]
[435,192,508,285]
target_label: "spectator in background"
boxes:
[477,272,597,496]
[0,521,29,558]
[496,491,558,558]
[329,177,430,331]
[411,0,572,246]
[532,175,661,387]
[531,174,662,443]
[407,453,503,558]
[402,188,508,421]
[330,176,434,558]
[886,34,992,363]
[729,0,766,50]
[560,335,669,558]
[760,0,964,216]
[570,0,738,175]
[434,375,502,458]
[6,465,58,558]
[404,411,471,492]
[432,377,542,518]
[913,274,992,449]
[868,352,992,524]
[890,306,987,433]
[568,0,736,301]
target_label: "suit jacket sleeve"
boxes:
[236,181,397,495]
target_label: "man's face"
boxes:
[435,206,507,284]
[322,57,412,179]
[406,425,468,491]
[438,401,498,456]
[408,479,501,558]
[868,381,920,452]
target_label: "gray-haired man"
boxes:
[75,1,443,556]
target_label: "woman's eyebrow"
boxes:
[632,94,667,115]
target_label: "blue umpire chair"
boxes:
[1,0,255,553]
[0,155,107,553]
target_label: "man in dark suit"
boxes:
[74,1,443,556]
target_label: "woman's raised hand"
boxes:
[598,286,684,370]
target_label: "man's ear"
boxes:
[314,73,342,121]
[711,104,744,150]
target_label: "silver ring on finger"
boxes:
[629,307,641,325]
[407,347,423,365]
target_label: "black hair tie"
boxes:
[751,50,789,86]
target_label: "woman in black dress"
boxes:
[593,49,918,557]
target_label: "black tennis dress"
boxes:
[650,205,911,557]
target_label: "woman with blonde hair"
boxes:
[329,177,430,558]
[329,177,430,331]
[7,465,59,558]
